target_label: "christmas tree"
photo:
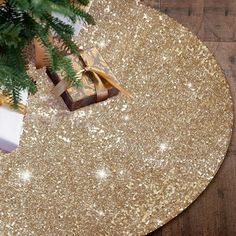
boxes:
[0,0,94,105]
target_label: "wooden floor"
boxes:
[140,0,236,235]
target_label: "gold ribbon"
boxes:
[52,65,133,100]
[0,92,27,115]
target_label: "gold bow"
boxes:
[0,92,27,115]
[52,65,133,99]
[52,46,132,100]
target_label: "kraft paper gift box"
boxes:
[0,90,28,153]
[46,47,128,111]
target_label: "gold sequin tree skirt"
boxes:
[0,0,233,235]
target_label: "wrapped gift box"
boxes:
[46,47,120,111]
[0,90,28,152]
[51,12,84,36]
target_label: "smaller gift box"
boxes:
[0,90,28,152]
[51,12,84,37]
[52,0,94,36]
[46,47,132,111]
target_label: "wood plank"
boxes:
[205,42,236,96]
[159,0,204,36]
[142,0,236,42]
[205,42,236,149]
[140,0,161,9]
[198,0,236,41]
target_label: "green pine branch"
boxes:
[0,0,95,106]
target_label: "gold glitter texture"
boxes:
[0,0,233,235]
